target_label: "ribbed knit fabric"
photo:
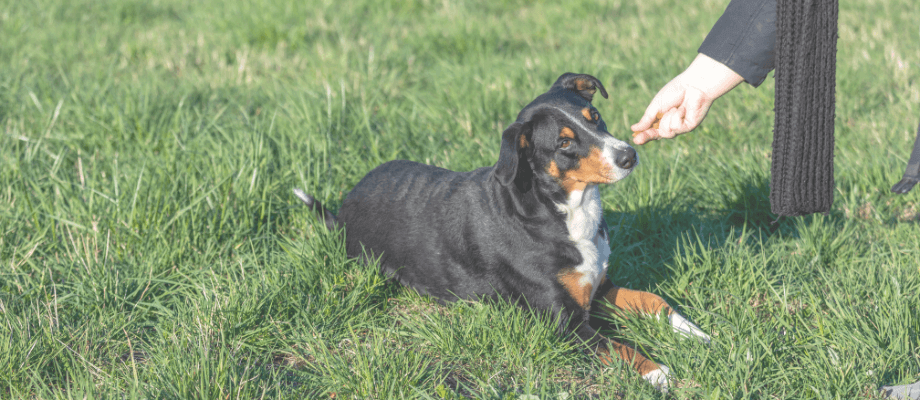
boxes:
[891,119,920,194]
[771,0,838,216]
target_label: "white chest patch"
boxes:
[555,186,611,300]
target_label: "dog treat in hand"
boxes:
[633,112,664,137]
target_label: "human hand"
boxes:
[631,82,714,145]
[631,53,745,145]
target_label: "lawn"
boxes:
[1,0,918,398]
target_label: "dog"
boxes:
[294,73,710,391]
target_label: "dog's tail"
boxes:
[293,188,339,231]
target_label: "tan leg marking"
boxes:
[599,286,672,317]
[597,339,660,376]
[557,269,592,309]
[598,286,712,344]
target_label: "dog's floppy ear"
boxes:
[492,121,529,187]
[551,73,609,102]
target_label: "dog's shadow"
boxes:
[601,176,795,298]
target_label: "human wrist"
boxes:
[680,53,745,101]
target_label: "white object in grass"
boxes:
[667,311,711,344]
[642,365,670,393]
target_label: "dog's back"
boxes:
[338,159,573,302]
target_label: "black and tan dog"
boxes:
[294,73,709,391]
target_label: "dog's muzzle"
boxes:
[602,138,638,182]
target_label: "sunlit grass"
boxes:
[1,0,918,398]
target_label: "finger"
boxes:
[633,79,685,131]
[679,91,714,133]
[632,131,646,144]
[651,112,663,130]
[632,128,660,145]
[631,112,657,132]
[658,111,678,139]
[670,107,687,133]
[632,98,667,131]
[633,112,664,138]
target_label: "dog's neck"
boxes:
[554,185,603,242]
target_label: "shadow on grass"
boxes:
[603,174,870,325]
[603,176,798,292]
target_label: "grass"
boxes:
[1,0,919,398]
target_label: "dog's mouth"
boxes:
[563,166,626,187]
[601,141,638,183]
[608,162,636,183]
[595,160,635,185]
[607,166,635,184]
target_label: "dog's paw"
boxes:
[642,365,670,393]
[669,312,711,344]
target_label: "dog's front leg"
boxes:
[595,282,711,343]
[573,323,671,391]
[599,337,671,390]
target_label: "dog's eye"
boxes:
[560,139,571,149]
[591,111,600,122]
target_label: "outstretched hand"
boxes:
[631,53,745,145]
[631,81,716,145]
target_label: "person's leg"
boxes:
[881,380,920,400]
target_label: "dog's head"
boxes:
[492,73,637,200]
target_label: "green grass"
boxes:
[1,0,919,398]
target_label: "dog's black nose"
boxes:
[615,147,637,169]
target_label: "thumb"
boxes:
[632,128,660,145]
[632,110,664,133]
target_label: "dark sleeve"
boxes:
[698,0,776,87]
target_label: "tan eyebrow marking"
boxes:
[560,127,575,139]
